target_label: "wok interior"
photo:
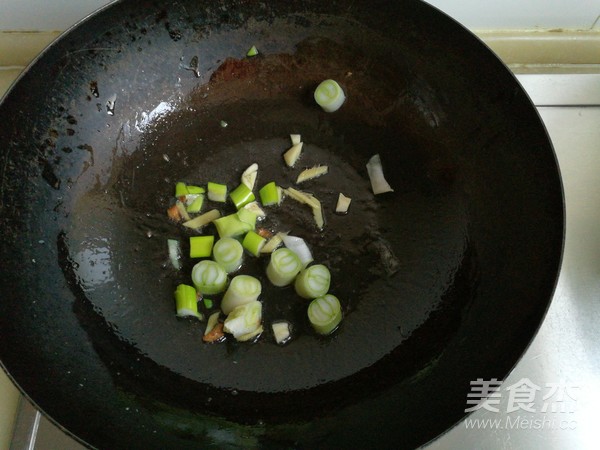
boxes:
[0,1,563,448]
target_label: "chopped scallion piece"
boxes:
[294,264,331,299]
[186,194,205,213]
[272,321,292,345]
[244,201,266,219]
[237,207,258,228]
[229,183,256,209]
[203,298,214,309]
[314,79,346,113]
[296,165,328,184]
[182,208,221,230]
[242,230,266,257]
[290,134,301,145]
[366,154,394,194]
[241,163,258,191]
[207,182,228,202]
[282,235,313,267]
[191,260,228,295]
[213,237,244,273]
[213,209,256,238]
[259,181,282,206]
[247,45,259,57]
[175,181,189,197]
[266,247,302,287]
[187,185,205,195]
[283,142,303,168]
[221,275,262,315]
[167,239,182,270]
[335,192,352,214]
[189,235,214,258]
[174,284,202,319]
[308,294,342,335]
[223,301,262,340]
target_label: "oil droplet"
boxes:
[89,81,99,97]
[106,94,117,115]
[186,55,200,78]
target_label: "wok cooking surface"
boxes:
[0,1,563,449]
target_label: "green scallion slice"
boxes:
[189,235,214,258]
[186,194,205,213]
[213,210,256,238]
[212,237,244,273]
[221,275,262,315]
[242,230,266,257]
[229,183,256,209]
[294,264,331,299]
[174,284,202,319]
[175,181,189,197]
[191,260,228,295]
[223,301,262,340]
[308,294,342,335]
[266,247,302,287]
[314,79,346,113]
[207,182,227,202]
[247,45,259,57]
[259,181,282,206]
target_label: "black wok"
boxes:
[0,0,563,448]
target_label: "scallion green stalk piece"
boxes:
[174,284,202,319]
[266,247,302,287]
[294,264,331,299]
[189,235,214,258]
[213,209,256,238]
[221,275,262,315]
[203,298,214,309]
[244,201,266,219]
[308,294,342,335]
[186,194,204,213]
[247,45,259,57]
[187,185,205,195]
[182,209,221,230]
[175,181,189,197]
[213,237,244,273]
[296,165,328,184]
[230,183,256,209]
[223,301,262,340]
[259,181,282,206]
[207,182,228,202]
[314,79,346,113]
[191,260,228,295]
[242,230,266,256]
